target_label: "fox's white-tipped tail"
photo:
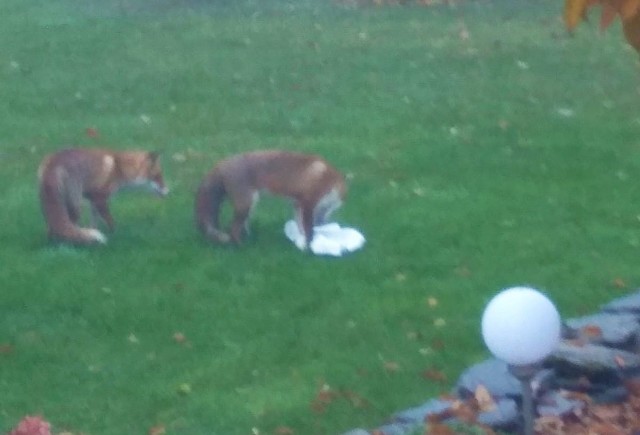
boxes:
[83,228,108,244]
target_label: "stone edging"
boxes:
[343,290,640,434]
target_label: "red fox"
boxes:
[38,148,169,245]
[195,150,346,249]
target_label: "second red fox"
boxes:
[195,150,347,249]
[38,148,169,245]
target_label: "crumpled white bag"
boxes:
[284,220,365,256]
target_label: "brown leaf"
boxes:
[426,422,457,434]
[431,338,445,350]
[148,426,166,435]
[273,426,294,435]
[581,324,603,338]
[383,361,400,372]
[85,127,99,138]
[612,277,627,289]
[422,368,447,383]
[474,385,496,412]
[587,422,627,435]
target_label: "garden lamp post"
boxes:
[481,286,561,435]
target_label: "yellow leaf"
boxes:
[620,0,640,20]
[565,0,591,30]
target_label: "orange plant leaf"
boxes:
[565,0,592,30]
[621,0,640,20]
[600,2,619,29]
[623,10,640,51]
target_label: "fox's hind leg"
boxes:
[87,193,114,231]
[229,190,259,244]
[65,190,83,225]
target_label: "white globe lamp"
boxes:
[481,286,561,435]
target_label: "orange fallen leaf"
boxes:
[612,277,627,288]
[422,368,447,383]
[582,324,603,338]
[86,127,99,138]
[148,425,166,435]
[383,361,400,372]
[474,385,496,412]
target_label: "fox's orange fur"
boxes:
[195,150,346,249]
[38,148,169,245]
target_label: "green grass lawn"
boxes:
[2,0,640,433]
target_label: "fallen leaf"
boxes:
[433,318,446,327]
[383,360,400,372]
[422,368,447,383]
[426,422,457,434]
[581,324,603,338]
[343,389,369,408]
[85,127,99,138]
[173,332,186,344]
[431,338,445,350]
[612,277,627,288]
[172,153,187,163]
[273,426,294,435]
[177,383,192,395]
[148,425,166,435]
[474,385,496,412]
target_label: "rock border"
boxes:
[343,290,640,434]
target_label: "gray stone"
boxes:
[602,290,640,313]
[341,430,370,435]
[477,397,519,428]
[456,358,522,399]
[530,369,556,397]
[550,341,640,374]
[537,390,586,417]
[565,313,640,349]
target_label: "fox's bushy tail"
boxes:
[39,179,107,245]
[194,168,231,243]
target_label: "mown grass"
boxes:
[1,0,640,433]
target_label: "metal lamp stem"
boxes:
[508,364,539,435]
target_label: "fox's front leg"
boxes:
[295,203,315,251]
[88,194,115,231]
